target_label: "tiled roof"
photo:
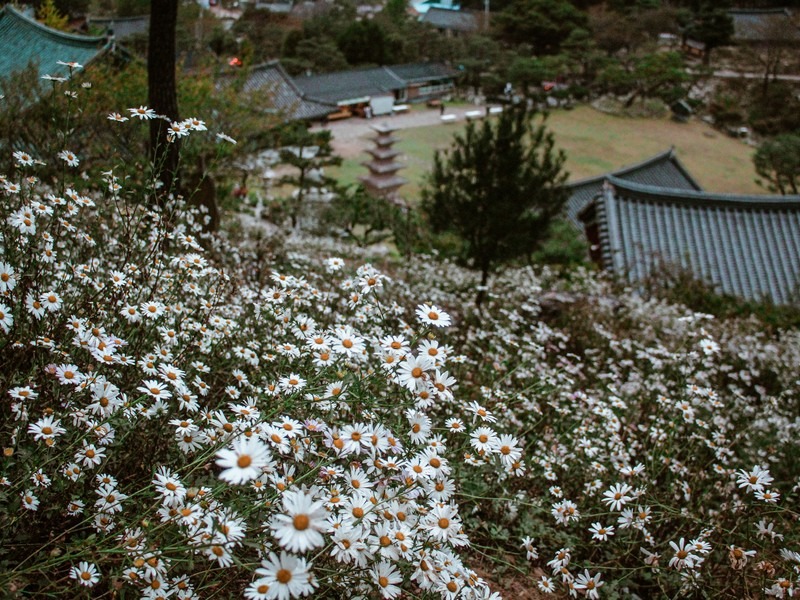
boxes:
[88,15,150,40]
[294,67,405,105]
[421,8,479,33]
[411,0,459,15]
[729,9,800,43]
[0,5,111,81]
[293,63,459,104]
[565,149,702,227]
[387,62,460,83]
[581,176,800,304]
[239,61,335,121]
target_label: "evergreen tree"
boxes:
[337,20,390,65]
[680,2,734,65]
[421,108,568,306]
[278,126,341,229]
[493,0,588,55]
[754,134,800,195]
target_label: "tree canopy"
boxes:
[679,1,734,64]
[493,0,588,55]
[337,20,392,66]
[754,134,800,195]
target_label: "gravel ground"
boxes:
[312,105,491,158]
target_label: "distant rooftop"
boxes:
[239,61,335,121]
[565,149,702,228]
[293,63,459,105]
[580,177,800,304]
[729,8,800,43]
[411,0,459,14]
[388,62,460,83]
[421,7,479,33]
[0,5,112,81]
[294,66,404,105]
[88,14,149,39]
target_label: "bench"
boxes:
[488,106,503,115]
[440,114,457,123]
[392,104,410,113]
[465,110,484,120]
[327,109,352,121]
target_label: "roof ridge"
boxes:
[729,8,792,15]
[298,65,391,80]
[665,148,703,191]
[239,60,337,110]
[273,61,338,107]
[2,5,110,47]
[567,148,678,189]
[604,175,800,207]
[89,14,150,23]
[383,65,406,85]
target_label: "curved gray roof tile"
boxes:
[565,148,701,228]
[583,176,800,304]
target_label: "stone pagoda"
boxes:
[359,123,406,199]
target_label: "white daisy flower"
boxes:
[415,303,452,327]
[69,561,99,587]
[253,551,317,599]
[216,436,272,485]
[270,488,327,552]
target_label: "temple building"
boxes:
[566,149,800,304]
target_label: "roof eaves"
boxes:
[388,63,460,84]
[567,148,677,189]
[605,175,800,208]
[90,14,150,23]
[729,8,792,16]
[4,5,110,48]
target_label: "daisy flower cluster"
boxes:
[1,67,799,600]
[382,258,800,598]
[0,103,527,599]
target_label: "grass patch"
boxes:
[329,105,761,201]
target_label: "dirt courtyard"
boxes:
[311,104,492,159]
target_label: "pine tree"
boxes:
[680,2,734,66]
[754,134,800,195]
[421,107,568,307]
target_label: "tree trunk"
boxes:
[148,0,180,201]
[475,265,490,309]
[290,166,306,229]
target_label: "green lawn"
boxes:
[330,105,762,201]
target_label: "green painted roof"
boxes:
[0,6,111,82]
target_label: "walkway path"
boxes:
[687,68,800,82]
[312,105,490,158]
[711,69,800,82]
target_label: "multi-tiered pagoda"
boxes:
[359,123,406,199]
